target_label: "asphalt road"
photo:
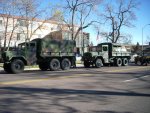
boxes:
[0,64,150,113]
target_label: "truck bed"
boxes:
[112,51,131,57]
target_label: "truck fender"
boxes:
[11,57,27,65]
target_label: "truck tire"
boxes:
[3,63,12,73]
[116,58,122,67]
[50,58,60,71]
[84,61,90,68]
[137,60,142,66]
[39,63,49,71]
[61,58,71,70]
[95,58,102,68]
[11,59,24,74]
[122,58,128,66]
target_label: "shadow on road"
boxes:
[1,87,150,97]
[0,86,149,112]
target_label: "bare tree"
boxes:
[145,36,150,44]
[15,0,51,42]
[64,0,102,40]
[0,0,19,50]
[132,42,141,54]
[100,0,139,43]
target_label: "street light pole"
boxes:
[142,24,150,54]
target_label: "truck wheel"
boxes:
[50,59,60,71]
[11,59,24,74]
[3,63,12,73]
[137,61,142,66]
[39,63,48,71]
[95,58,102,68]
[116,58,122,67]
[122,58,128,66]
[61,58,71,70]
[84,61,90,68]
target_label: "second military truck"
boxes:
[82,43,131,68]
[2,34,76,73]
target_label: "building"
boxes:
[0,14,89,54]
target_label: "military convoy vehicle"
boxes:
[82,43,131,68]
[1,35,76,73]
[134,47,150,66]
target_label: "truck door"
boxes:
[102,45,109,63]
[26,42,37,65]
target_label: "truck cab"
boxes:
[2,41,37,73]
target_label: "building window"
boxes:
[17,19,26,27]
[17,33,20,40]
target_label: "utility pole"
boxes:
[142,24,150,54]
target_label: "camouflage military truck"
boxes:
[134,47,150,66]
[1,36,76,73]
[82,43,131,68]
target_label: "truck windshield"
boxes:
[18,42,36,51]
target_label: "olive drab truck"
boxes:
[82,43,131,68]
[134,47,150,66]
[1,34,76,73]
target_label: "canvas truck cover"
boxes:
[41,37,76,56]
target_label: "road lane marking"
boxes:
[107,66,150,72]
[123,75,150,82]
[0,74,93,85]
[0,78,49,85]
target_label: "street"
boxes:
[0,64,150,113]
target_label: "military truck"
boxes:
[82,43,131,68]
[1,36,76,73]
[134,47,150,66]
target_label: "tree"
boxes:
[16,0,49,42]
[145,36,150,44]
[64,0,102,40]
[0,0,19,50]
[100,0,139,43]
[0,0,51,50]
[132,42,141,54]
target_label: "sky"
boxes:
[85,0,150,45]
[42,0,150,45]
[125,0,150,45]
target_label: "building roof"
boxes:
[0,13,61,25]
